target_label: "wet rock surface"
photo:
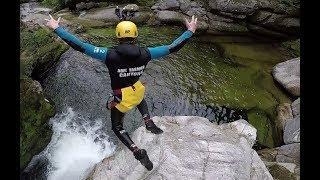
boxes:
[88,117,272,180]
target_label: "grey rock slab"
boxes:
[272,57,300,96]
[88,117,273,180]
[276,143,300,164]
[283,115,300,144]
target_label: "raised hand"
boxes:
[45,14,61,30]
[185,15,198,33]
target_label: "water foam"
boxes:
[27,107,116,180]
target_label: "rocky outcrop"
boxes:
[20,78,55,170]
[82,5,153,25]
[208,0,258,14]
[20,2,53,29]
[249,10,300,35]
[151,0,300,38]
[156,10,208,31]
[20,2,70,170]
[272,57,300,96]
[283,115,300,144]
[88,117,273,180]
[259,96,300,179]
[258,143,300,179]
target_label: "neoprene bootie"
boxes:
[145,120,163,134]
[133,149,153,171]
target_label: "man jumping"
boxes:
[45,13,197,171]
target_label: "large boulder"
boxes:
[82,6,152,24]
[88,117,273,179]
[156,10,208,31]
[249,10,300,36]
[42,49,111,119]
[206,12,248,34]
[208,0,258,15]
[272,57,300,96]
[258,143,300,167]
[208,20,248,34]
[151,0,180,10]
[283,115,300,144]
[257,143,300,179]
[247,24,290,39]
[258,143,300,165]
[276,143,300,164]
[20,78,55,170]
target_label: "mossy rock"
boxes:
[41,0,66,11]
[20,78,55,170]
[247,109,276,148]
[268,163,296,180]
[20,25,68,79]
[281,39,300,57]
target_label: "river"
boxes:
[23,25,293,179]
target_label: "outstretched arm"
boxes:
[45,15,107,62]
[148,15,198,60]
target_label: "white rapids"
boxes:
[26,107,116,180]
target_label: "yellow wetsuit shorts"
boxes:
[115,81,145,113]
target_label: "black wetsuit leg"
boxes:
[111,99,154,171]
[137,99,150,120]
[137,99,163,134]
[111,108,137,152]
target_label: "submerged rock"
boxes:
[272,57,300,96]
[88,117,272,180]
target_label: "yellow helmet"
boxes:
[115,21,138,38]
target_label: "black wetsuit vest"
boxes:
[105,44,151,90]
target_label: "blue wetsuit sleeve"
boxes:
[148,30,193,60]
[54,26,108,62]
